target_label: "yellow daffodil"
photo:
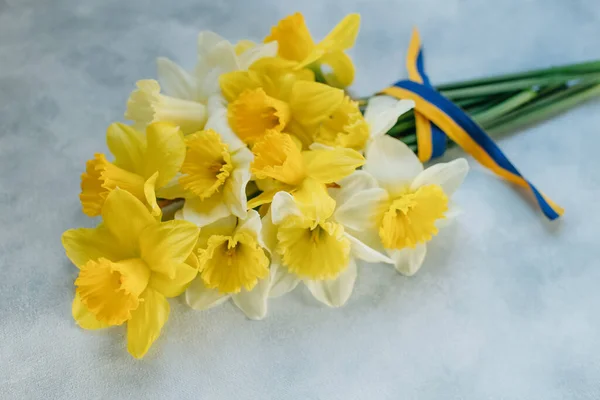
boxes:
[126,31,277,134]
[334,135,469,276]
[80,122,185,217]
[62,189,200,358]
[184,210,273,320]
[157,119,253,228]
[315,95,415,152]
[263,181,392,307]
[247,132,364,209]
[265,12,360,88]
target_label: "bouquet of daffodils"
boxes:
[62,12,597,358]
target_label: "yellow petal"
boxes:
[292,178,336,222]
[219,71,262,103]
[179,130,233,199]
[276,217,350,280]
[62,224,132,268]
[289,81,344,126]
[106,122,146,174]
[379,184,448,249]
[102,189,156,252]
[72,293,110,330]
[148,262,198,298]
[228,88,291,145]
[127,288,170,359]
[299,13,360,68]
[247,189,279,209]
[143,172,162,219]
[139,220,199,278]
[264,12,315,62]
[303,147,365,183]
[319,50,355,88]
[251,132,307,186]
[143,122,186,188]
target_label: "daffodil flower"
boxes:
[334,135,469,276]
[125,31,277,134]
[62,189,200,358]
[263,181,392,307]
[183,210,273,320]
[157,122,253,228]
[248,132,364,208]
[80,122,185,217]
[265,12,360,88]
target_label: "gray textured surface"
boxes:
[1,0,600,399]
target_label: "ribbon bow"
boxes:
[381,29,563,220]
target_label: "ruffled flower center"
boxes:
[80,153,146,217]
[276,216,350,280]
[179,130,233,200]
[75,258,150,326]
[198,232,269,293]
[314,97,369,150]
[379,184,448,249]
[228,88,291,145]
[251,132,306,186]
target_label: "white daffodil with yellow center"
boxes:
[263,181,393,307]
[184,210,273,320]
[334,135,469,276]
[125,31,277,135]
[265,12,360,88]
[80,122,185,217]
[157,119,253,228]
[62,189,200,358]
[247,131,364,209]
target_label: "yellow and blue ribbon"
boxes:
[382,29,564,220]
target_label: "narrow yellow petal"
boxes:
[289,81,344,127]
[264,12,315,62]
[127,288,170,359]
[319,50,356,88]
[139,220,199,278]
[247,189,279,209]
[303,147,365,183]
[102,189,156,252]
[143,122,186,188]
[106,122,146,175]
[62,224,132,268]
[148,262,198,298]
[251,132,307,186]
[292,178,336,222]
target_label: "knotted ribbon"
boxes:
[381,29,563,220]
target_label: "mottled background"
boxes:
[1,0,599,398]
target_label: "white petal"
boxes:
[388,244,427,276]
[334,188,389,231]
[436,202,462,229]
[410,158,469,196]
[182,195,231,228]
[197,31,228,55]
[231,146,253,169]
[236,209,262,240]
[328,170,378,208]
[232,276,271,320]
[345,233,393,264]
[269,263,300,298]
[365,135,423,189]
[205,95,246,152]
[271,191,302,225]
[198,215,238,238]
[223,167,250,219]
[237,42,278,69]
[304,258,358,308]
[185,278,230,310]
[261,210,279,252]
[156,57,196,100]
[365,96,414,138]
